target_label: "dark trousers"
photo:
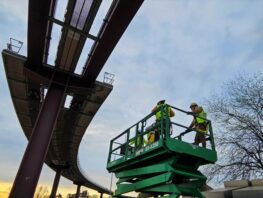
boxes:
[194,132,206,148]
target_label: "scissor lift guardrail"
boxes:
[107,105,217,198]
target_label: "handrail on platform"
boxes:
[7,38,23,54]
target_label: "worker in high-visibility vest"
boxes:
[129,129,147,149]
[152,100,175,121]
[147,131,155,145]
[151,100,175,142]
[187,102,208,148]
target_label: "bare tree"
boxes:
[205,72,263,182]
[34,185,49,198]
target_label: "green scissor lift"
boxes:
[107,105,217,198]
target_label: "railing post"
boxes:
[140,121,145,147]
[165,105,170,139]
[160,105,164,141]
[108,140,113,163]
[135,124,138,150]
[125,129,130,157]
[209,121,216,150]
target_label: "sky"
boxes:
[0,0,263,197]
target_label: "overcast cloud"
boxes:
[1,0,263,195]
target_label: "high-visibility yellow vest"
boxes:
[155,105,171,121]
[147,132,155,144]
[130,135,146,147]
[195,109,207,124]
[195,108,208,133]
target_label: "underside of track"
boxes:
[2,50,112,193]
[3,0,144,195]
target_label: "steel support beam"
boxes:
[9,83,65,198]
[75,184,81,198]
[27,0,54,67]
[49,168,62,198]
[83,0,144,85]
[43,0,57,63]
[49,17,98,41]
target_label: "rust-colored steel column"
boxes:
[9,84,65,198]
[49,168,61,198]
[75,184,81,198]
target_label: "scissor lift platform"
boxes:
[107,105,217,198]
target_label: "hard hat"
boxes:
[157,100,165,105]
[190,102,198,108]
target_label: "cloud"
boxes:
[0,0,28,23]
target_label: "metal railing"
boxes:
[107,109,159,163]
[107,104,216,164]
[103,72,115,85]
[7,38,23,54]
[169,105,215,150]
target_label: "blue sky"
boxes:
[0,0,263,196]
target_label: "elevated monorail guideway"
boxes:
[2,0,144,197]
[2,50,112,193]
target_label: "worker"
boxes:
[147,131,155,144]
[120,130,146,155]
[186,102,208,148]
[151,100,175,142]
[144,125,156,145]
[129,129,147,149]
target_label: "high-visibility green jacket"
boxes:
[155,104,172,121]
[194,107,208,133]
[195,108,207,124]
[130,135,147,147]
